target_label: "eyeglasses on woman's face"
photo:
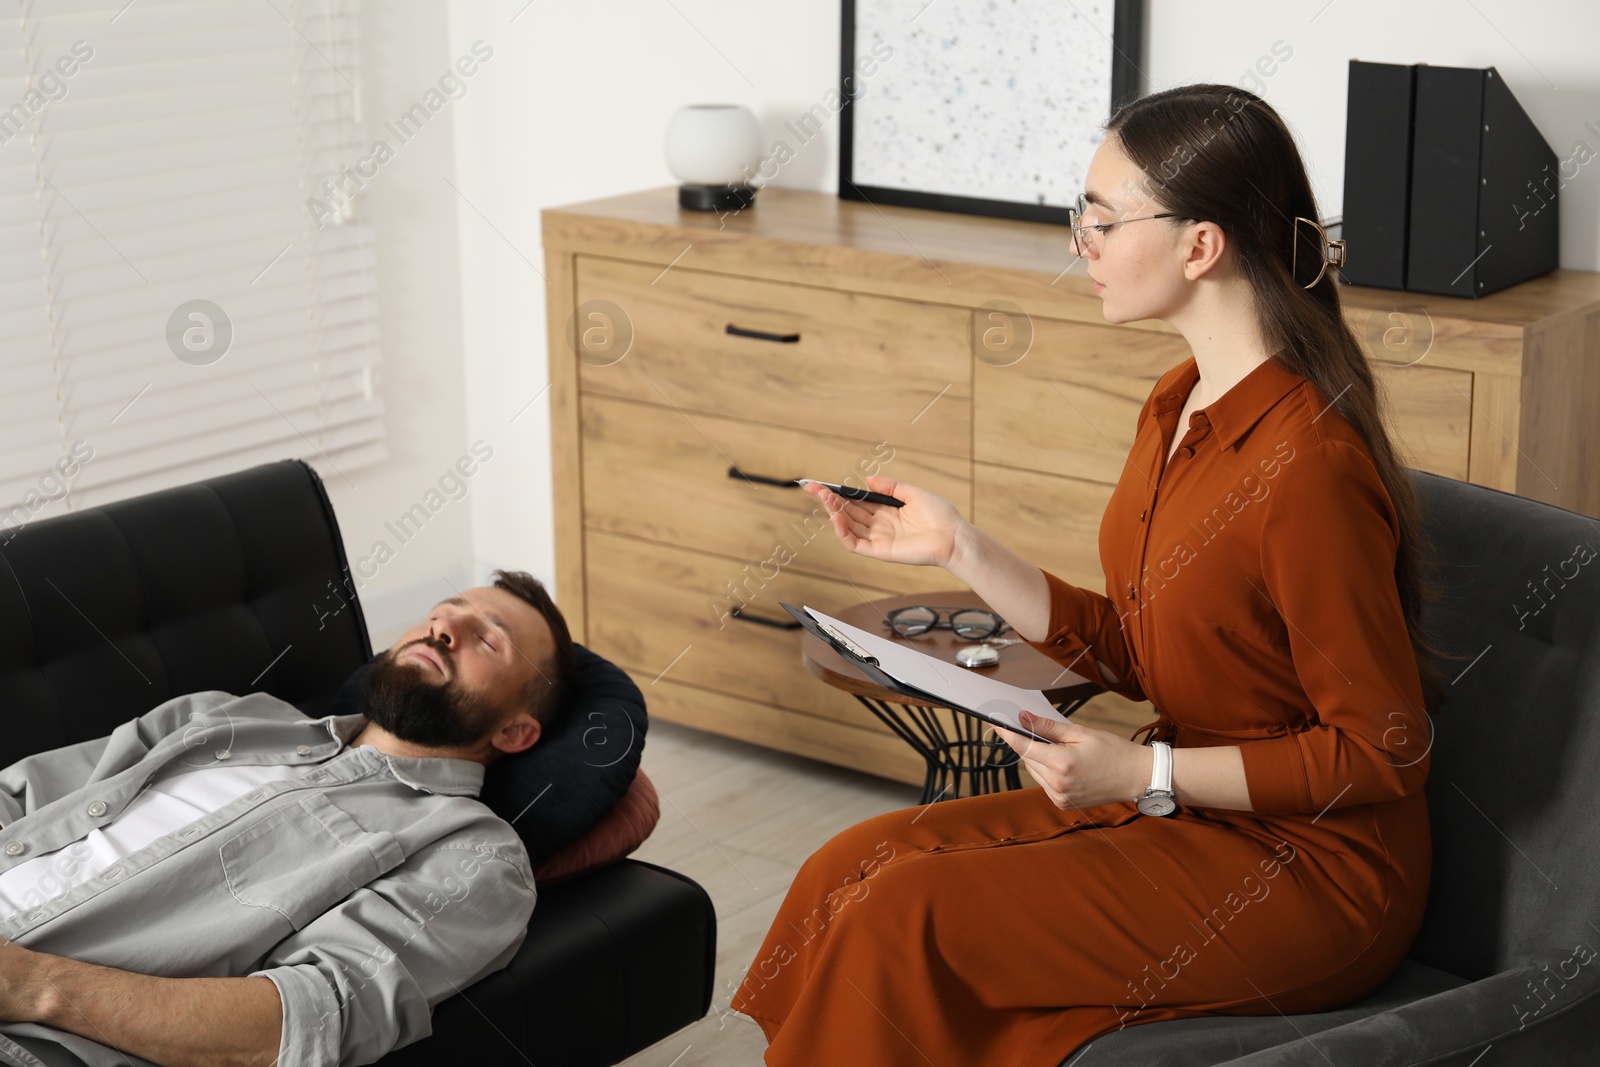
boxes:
[1066,193,1186,256]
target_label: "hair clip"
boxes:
[1293,216,1346,289]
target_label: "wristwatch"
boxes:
[1137,740,1177,816]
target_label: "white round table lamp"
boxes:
[664,104,761,212]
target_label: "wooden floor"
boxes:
[616,718,923,1066]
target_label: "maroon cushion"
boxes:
[530,768,660,886]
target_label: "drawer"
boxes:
[975,317,1190,483]
[971,463,1114,594]
[573,255,971,457]
[585,529,910,731]
[581,394,971,595]
[1369,361,1471,480]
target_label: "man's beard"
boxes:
[359,637,503,748]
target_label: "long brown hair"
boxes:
[1104,83,1460,716]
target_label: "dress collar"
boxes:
[1152,352,1305,451]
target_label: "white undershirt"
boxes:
[0,761,319,920]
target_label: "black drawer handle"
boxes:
[726,324,801,344]
[730,606,803,630]
[728,466,801,488]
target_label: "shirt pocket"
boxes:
[220,792,407,930]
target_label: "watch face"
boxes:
[1138,793,1176,817]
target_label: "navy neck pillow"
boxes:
[327,642,648,865]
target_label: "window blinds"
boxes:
[0,0,384,522]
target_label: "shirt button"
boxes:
[1127,582,1138,601]
[1138,508,1147,522]
[296,745,313,756]
[4,842,24,856]
[87,801,108,817]
[214,750,232,760]
[1181,445,1194,457]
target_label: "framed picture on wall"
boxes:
[838,0,1144,225]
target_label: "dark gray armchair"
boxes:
[1069,469,1600,1065]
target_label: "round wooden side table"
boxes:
[800,590,1102,804]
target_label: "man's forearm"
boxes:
[24,949,281,1067]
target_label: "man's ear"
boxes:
[491,712,542,757]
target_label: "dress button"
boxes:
[1181,445,1194,457]
[1138,508,1147,522]
[214,750,232,760]
[4,842,24,856]
[296,745,313,756]
[1127,583,1138,601]
[87,801,108,817]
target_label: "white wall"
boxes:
[419,0,1600,614]
[322,0,477,648]
[442,0,842,608]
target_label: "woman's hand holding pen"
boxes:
[803,474,1051,640]
[801,476,969,568]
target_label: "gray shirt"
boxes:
[0,691,538,1067]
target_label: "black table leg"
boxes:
[851,694,1092,804]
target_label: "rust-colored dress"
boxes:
[731,353,1434,1065]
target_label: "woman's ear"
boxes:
[1182,220,1228,282]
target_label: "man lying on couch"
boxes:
[0,570,578,1067]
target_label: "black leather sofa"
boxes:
[0,459,714,1066]
[1067,470,1600,1064]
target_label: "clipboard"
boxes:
[781,601,1060,744]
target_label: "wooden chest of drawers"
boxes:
[543,185,1600,785]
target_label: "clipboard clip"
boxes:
[813,619,878,665]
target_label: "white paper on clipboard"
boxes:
[803,606,1070,734]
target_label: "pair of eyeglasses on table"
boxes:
[882,605,1013,641]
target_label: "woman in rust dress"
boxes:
[730,84,1453,1065]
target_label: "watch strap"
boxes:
[1149,740,1173,793]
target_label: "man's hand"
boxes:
[992,711,1150,810]
[0,936,282,1067]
